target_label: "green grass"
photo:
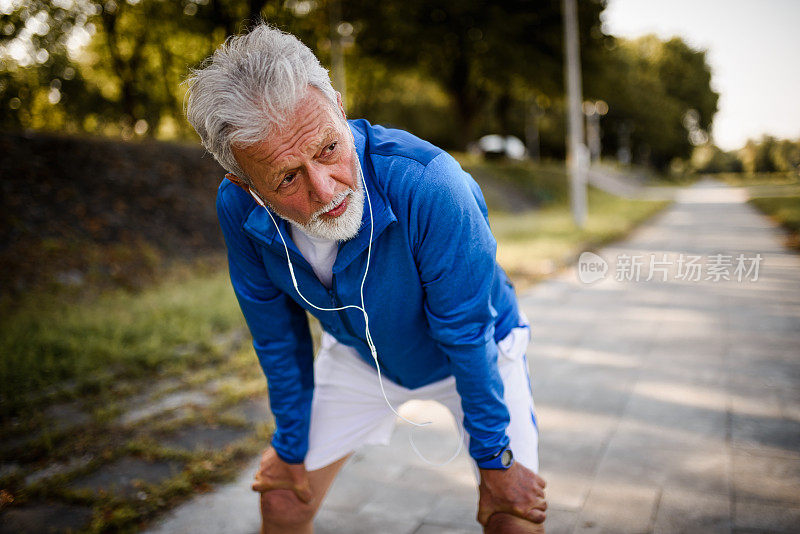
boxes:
[715,171,799,187]
[450,153,671,287]
[457,154,571,207]
[721,172,800,249]
[0,265,267,532]
[749,195,800,250]
[0,268,245,419]
[491,187,670,287]
[714,173,800,203]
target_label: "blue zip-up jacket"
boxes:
[216,119,522,464]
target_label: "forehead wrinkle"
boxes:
[242,89,345,187]
[264,90,335,158]
[268,121,339,175]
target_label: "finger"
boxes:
[293,482,313,504]
[251,477,293,493]
[529,482,546,499]
[476,504,493,526]
[517,495,547,516]
[534,473,547,489]
[525,508,547,524]
[252,480,276,492]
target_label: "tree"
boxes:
[0,0,307,137]
[739,135,800,174]
[587,35,719,170]
[345,0,608,149]
[0,0,109,132]
[691,144,742,173]
[770,138,800,173]
[656,38,717,132]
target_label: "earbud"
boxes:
[249,189,267,208]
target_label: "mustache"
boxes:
[310,189,353,220]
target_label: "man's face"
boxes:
[232,87,362,240]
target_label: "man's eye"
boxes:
[324,142,337,154]
[280,173,296,187]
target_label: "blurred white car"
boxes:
[475,135,527,160]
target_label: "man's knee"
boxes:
[260,490,316,527]
[484,512,545,534]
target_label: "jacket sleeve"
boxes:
[216,182,314,464]
[410,153,511,462]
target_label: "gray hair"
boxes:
[184,23,337,183]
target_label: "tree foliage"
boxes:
[346,0,607,148]
[691,136,800,175]
[739,136,800,174]
[0,0,106,132]
[1,0,721,168]
[691,144,742,173]
[587,35,719,170]
[1,0,276,137]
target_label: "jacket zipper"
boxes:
[330,275,362,341]
[330,273,394,383]
[248,222,367,343]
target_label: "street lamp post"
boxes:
[562,0,587,228]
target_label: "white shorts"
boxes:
[304,324,539,473]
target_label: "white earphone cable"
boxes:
[251,137,464,466]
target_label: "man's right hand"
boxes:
[251,447,313,503]
[478,462,547,526]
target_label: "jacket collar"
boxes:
[242,122,397,272]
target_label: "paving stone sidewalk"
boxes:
[145,177,800,534]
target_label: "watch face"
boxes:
[501,449,513,467]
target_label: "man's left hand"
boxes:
[251,447,313,503]
[477,463,547,526]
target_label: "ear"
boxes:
[335,91,347,121]
[227,173,268,208]
[225,173,251,193]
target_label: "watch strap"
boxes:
[476,446,514,470]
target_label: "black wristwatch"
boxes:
[476,446,514,470]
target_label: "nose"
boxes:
[306,163,337,205]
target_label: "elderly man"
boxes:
[185,23,546,534]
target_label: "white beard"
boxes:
[283,177,364,241]
[248,138,366,242]
[257,155,364,242]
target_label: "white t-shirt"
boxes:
[290,226,338,289]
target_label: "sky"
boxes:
[602,0,800,151]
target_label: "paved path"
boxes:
[146,178,800,533]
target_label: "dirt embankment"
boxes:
[0,131,228,300]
